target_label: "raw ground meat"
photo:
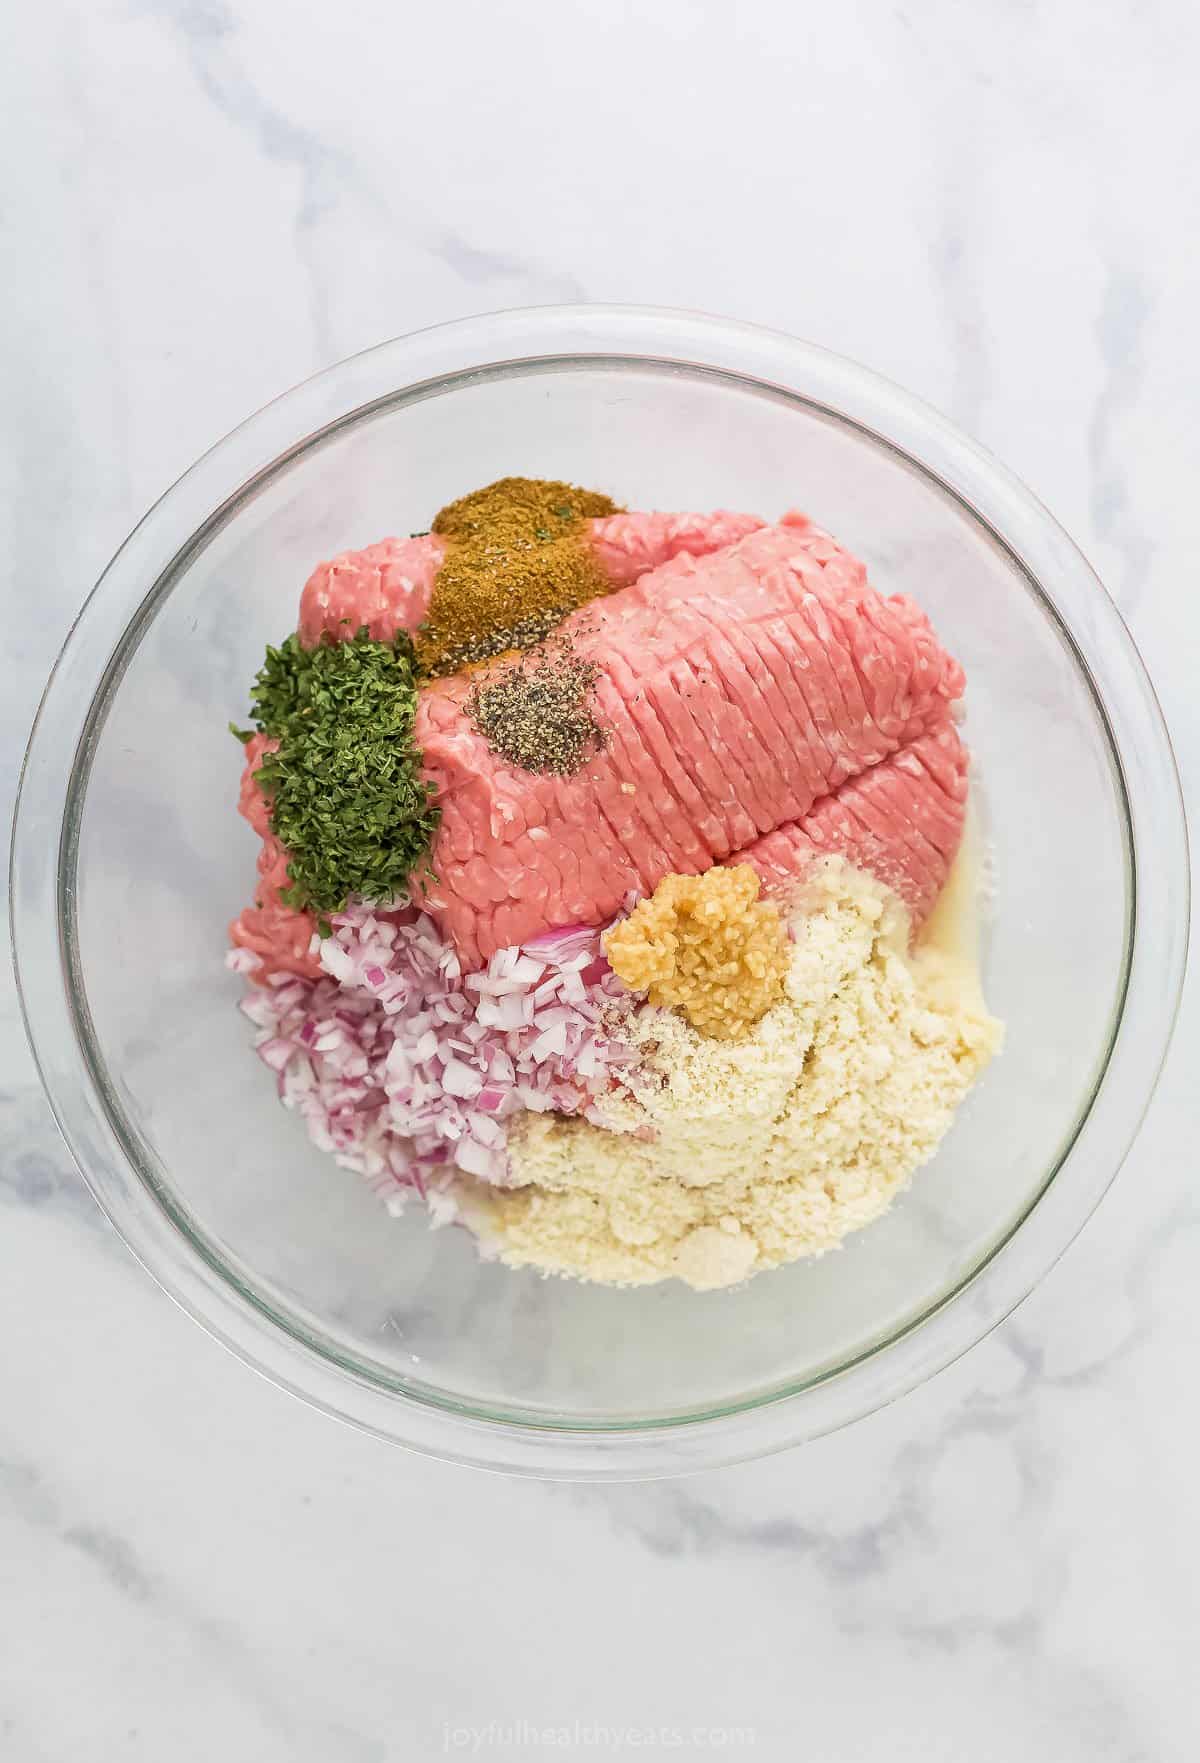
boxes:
[229,734,321,978]
[239,509,775,974]
[414,517,964,964]
[296,510,761,648]
[738,720,967,927]
[298,535,446,648]
[234,509,968,976]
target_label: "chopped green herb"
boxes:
[240,629,439,915]
[229,722,253,744]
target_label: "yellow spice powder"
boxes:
[419,476,619,676]
[604,864,789,1040]
[459,861,1002,1291]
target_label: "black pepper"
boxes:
[466,638,606,776]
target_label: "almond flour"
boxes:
[459,860,1002,1290]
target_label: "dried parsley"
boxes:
[239,629,439,914]
[466,640,605,776]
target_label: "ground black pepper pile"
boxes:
[466,640,605,776]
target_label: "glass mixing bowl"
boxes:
[12,307,1189,1478]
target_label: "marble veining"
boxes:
[3,1,1197,1757]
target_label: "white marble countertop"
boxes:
[3,2,1197,1757]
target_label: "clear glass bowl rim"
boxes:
[10,303,1190,1480]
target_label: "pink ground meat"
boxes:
[233,508,968,978]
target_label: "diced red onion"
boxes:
[257,1037,295,1072]
[237,900,638,1207]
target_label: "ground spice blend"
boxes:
[418,476,619,676]
[466,636,605,776]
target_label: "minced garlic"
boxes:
[603,864,789,1040]
[460,860,1002,1291]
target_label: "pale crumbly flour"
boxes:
[458,859,1002,1291]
